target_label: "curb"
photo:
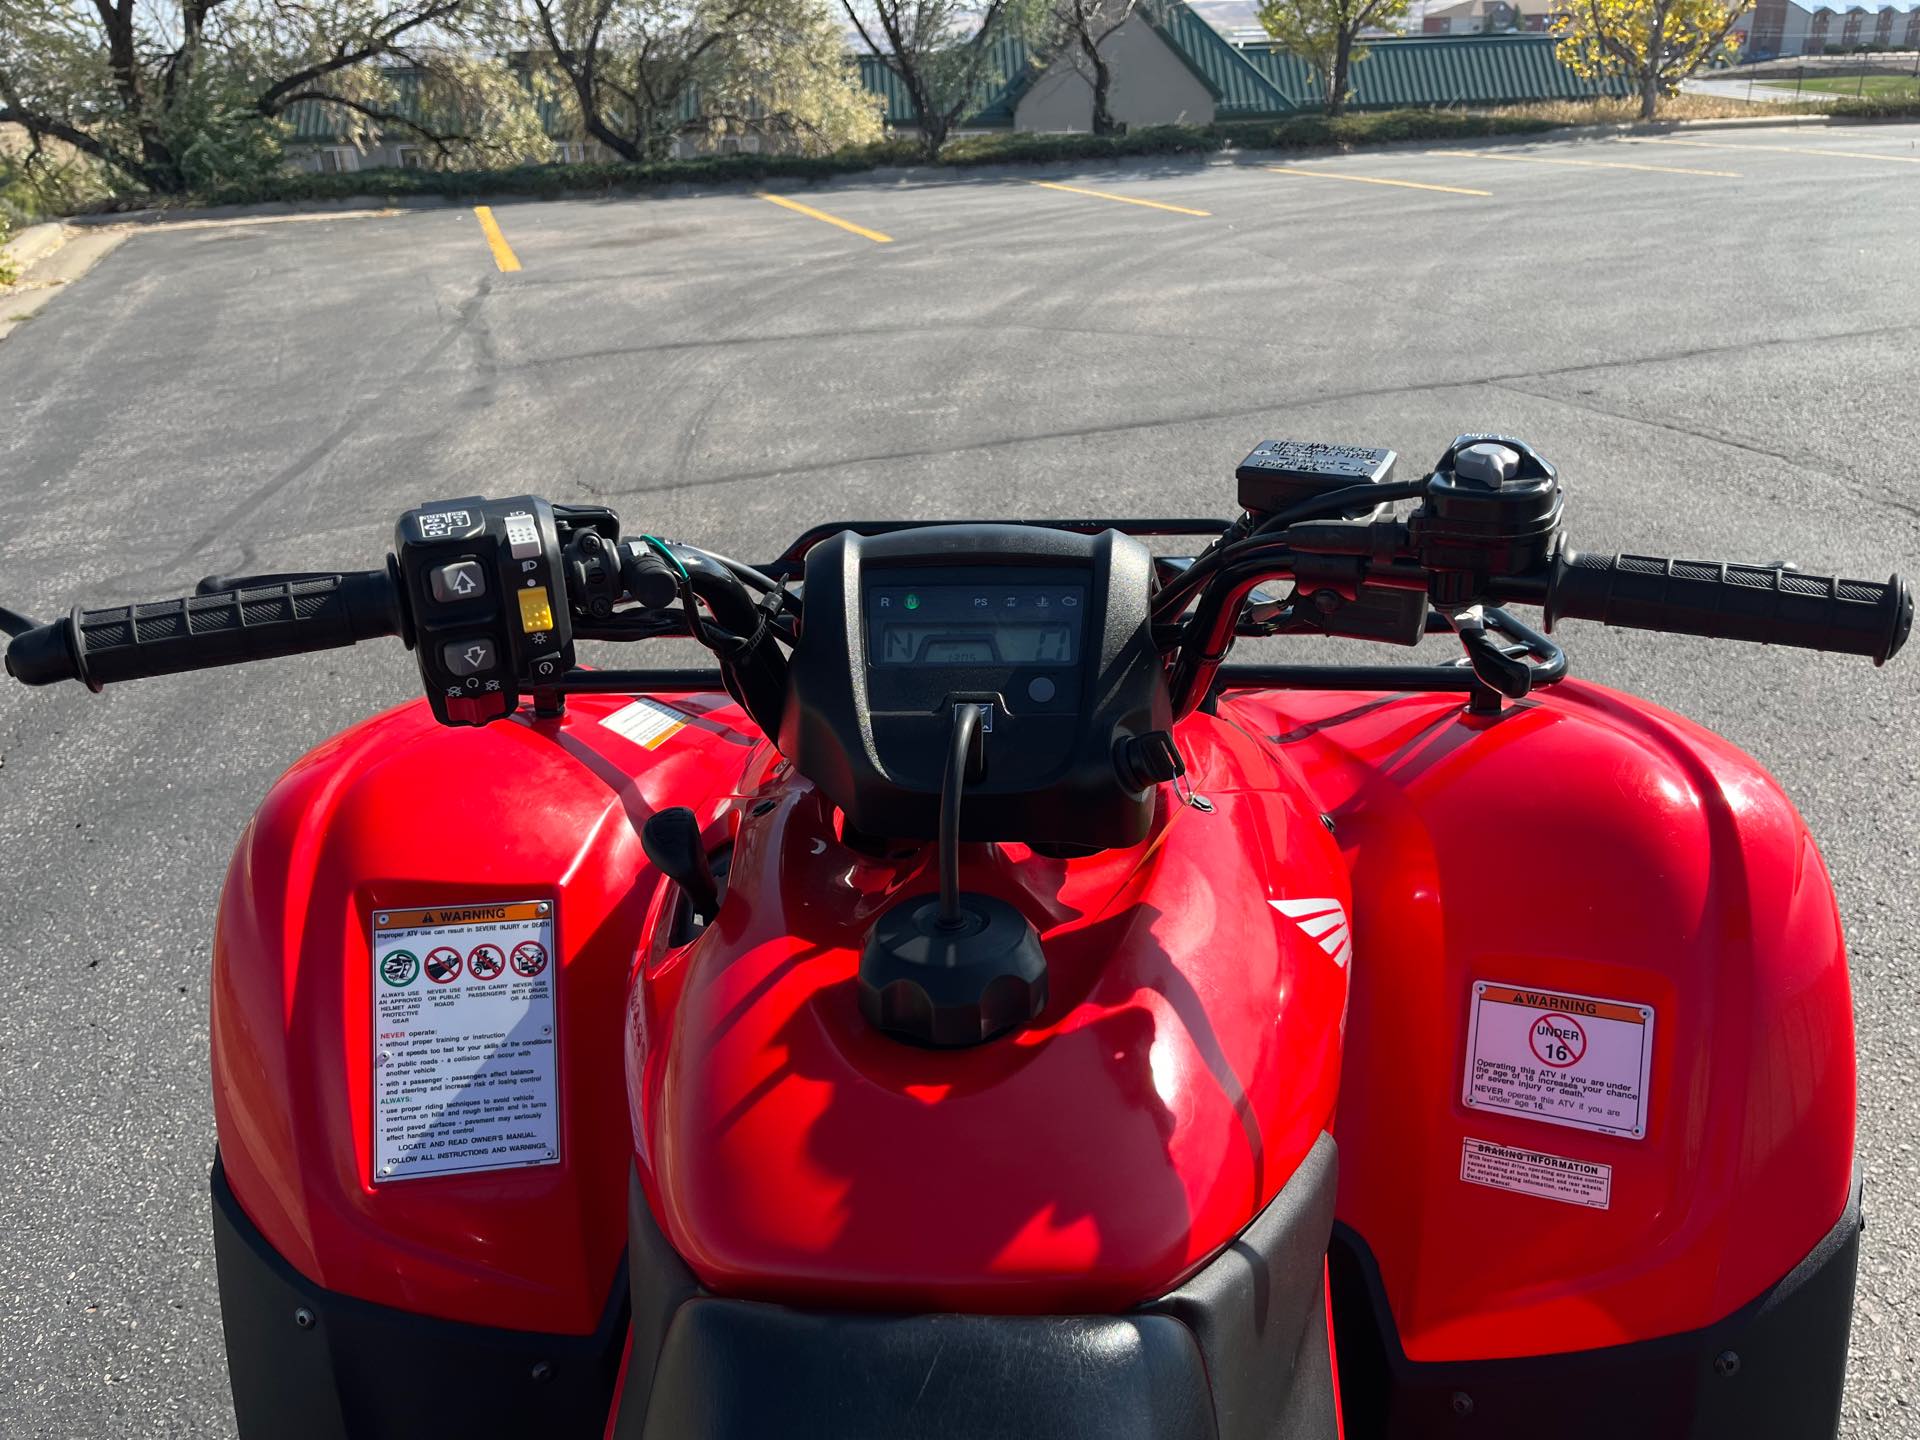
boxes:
[1,222,72,277]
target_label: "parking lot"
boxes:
[2,121,1918,1435]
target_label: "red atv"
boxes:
[5,436,1907,1439]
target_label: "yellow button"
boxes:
[517,586,554,633]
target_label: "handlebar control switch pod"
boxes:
[394,495,576,726]
[1413,435,1567,609]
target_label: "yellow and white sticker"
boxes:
[371,900,560,1183]
[1461,1138,1612,1209]
[1463,982,1654,1140]
[601,697,688,749]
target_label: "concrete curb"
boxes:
[1,222,72,277]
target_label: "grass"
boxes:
[1759,75,1920,99]
[1483,93,1824,122]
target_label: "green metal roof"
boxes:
[1139,0,1293,113]
[856,37,1038,129]
[1236,34,1630,112]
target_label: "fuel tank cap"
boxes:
[858,893,1048,1048]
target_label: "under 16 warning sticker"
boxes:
[371,900,560,1183]
[1463,982,1654,1139]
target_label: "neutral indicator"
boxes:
[905,594,920,611]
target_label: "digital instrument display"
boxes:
[868,584,1086,666]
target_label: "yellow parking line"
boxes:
[755,192,893,244]
[472,206,521,272]
[1429,148,1739,178]
[1028,180,1211,216]
[1621,137,1920,165]
[1266,166,1491,196]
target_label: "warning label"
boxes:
[1460,1138,1612,1209]
[371,899,560,1183]
[1464,982,1654,1140]
[601,698,688,750]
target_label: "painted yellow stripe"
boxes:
[1621,137,1920,165]
[1265,166,1491,196]
[1028,180,1211,216]
[755,192,893,244]
[1429,148,1739,178]
[473,206,522,272]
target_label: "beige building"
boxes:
[1416,0,1552,32]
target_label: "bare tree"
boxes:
[527,0,882,162]
[841,0,1016,159]
[1035,0,1143,135]
[0,1,528,193]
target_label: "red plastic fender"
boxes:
[1224,680,1856,1361]
[210,694,759,1333]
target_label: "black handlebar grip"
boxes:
[1543,551,1912,665]
[4,568,404,689]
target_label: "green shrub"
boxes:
[939,126,1226,166]
[1822,93,1920,118]
[0,213,15,287]
[112,98,1882,212]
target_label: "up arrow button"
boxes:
[429,561,488,604]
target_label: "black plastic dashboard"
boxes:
[781,525,1168,847]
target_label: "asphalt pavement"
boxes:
[3,122,1919,1435]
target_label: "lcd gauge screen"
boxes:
[868,584,1086,666]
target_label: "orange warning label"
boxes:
[377,901,545,930]
[1475,984,1645,1025]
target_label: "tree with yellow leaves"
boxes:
[1554,0,1751,121]
[1258,0,1409,115]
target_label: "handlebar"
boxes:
[5,441,1911,723]
[1537,552,1912,666]
[4,569,403,690]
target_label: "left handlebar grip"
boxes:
[4,568,403,689]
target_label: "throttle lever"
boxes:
[1448,608,1533,700]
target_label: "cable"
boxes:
[938,703,981,928]
[0,606,42,640]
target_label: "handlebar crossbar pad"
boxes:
[4,570,402,689]
[1545,551,1912,665]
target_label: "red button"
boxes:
[445,695,508,726]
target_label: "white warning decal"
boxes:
[601,697,688,750]
[1463,981,1654,1139]
[371,900,560,1183]
[1461,1137,1612,1209]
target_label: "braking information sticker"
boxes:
[371,900,560,1183]
[1461,1137,1612,1209]
[1463,982,1654,1140]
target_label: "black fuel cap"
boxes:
[858,893,1048,1048]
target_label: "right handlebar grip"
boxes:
[1544,551,1912,664]
[4,569,403,689]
